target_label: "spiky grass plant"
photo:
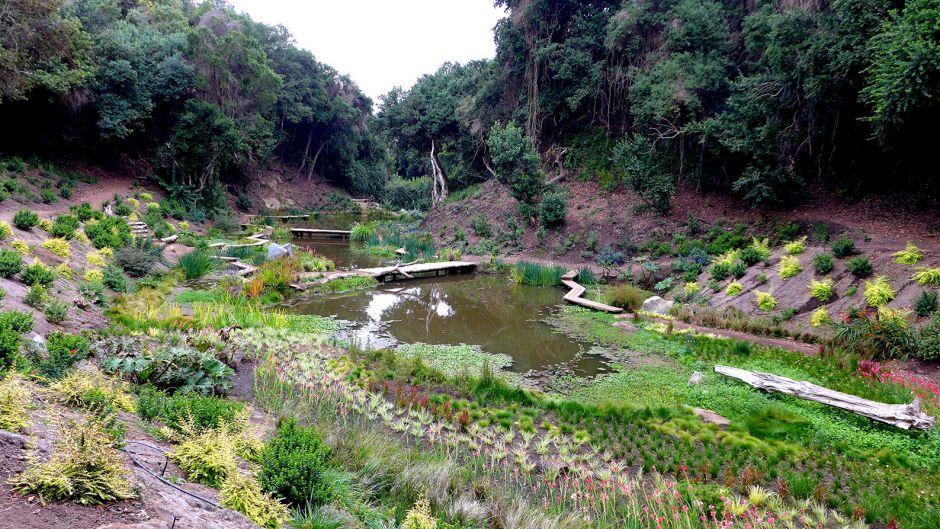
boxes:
[511,260,565,287]
[893,242,923,265]
[179,249,218,280]
[9,417,134,505]
[864,276,895,307]
[912,267,940,286]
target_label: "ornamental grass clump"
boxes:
[809,278,834,303]
[912,267,940,286]
[778,255,802,279]
[349,222,376,243]
[864,276,895,308]
[0,375,32,432]
[754,290,777,311]
[179,250,218,279]
[9,417,134,505]
[725,279,744,297]
[893,242,923,265]
[785,236,807,255]
[606,283,648,311]
[810,308,832,327]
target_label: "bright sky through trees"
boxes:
[227,0,505,102]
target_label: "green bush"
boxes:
[85,217,132,249]
[607,284,648,311]
[24,284,48,308]
[383,176,431,211]
[44,299,69,323]
[137,387,245,434]
[915,290,938,318]
[847,256,873,277]
[102,264,129,292]
[114,242,158,277]
[738,246,764,266]
[70,203,101,222]
[50,214,80,239]
[470,215,492,237]
[21,261,55,286]
[259,419,333,508]
[710,263,730,281]
[0,248,23,278]
[539,191,567,228]
[812,253,833,275]
[35,332,88,379]
[917,320,940,361]
[729,260,747,278]
[12,209,39,230]
[0,311,34,368]
[179,250,217,280]
[830,235,855,258]
[39,188,57,204]
[78,281,106,305]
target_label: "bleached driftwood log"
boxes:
[715,365,935,431]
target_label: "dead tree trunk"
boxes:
[715,365,935,431]
[430,139,448,206]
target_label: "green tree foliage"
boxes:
[487,122,542,204]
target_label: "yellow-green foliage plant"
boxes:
[912,267,940,286]
[55,263,74,279]
[683,281,700,297]
[725,279,744,297]
[50,368,136,413]
[754,290,777,311]
[864,276,896,307]
[126,197,140,210]
[84,268,103,282]
[139,192,153,201]
[178,221,190,232]
[893,242,923,265]
[0,375,32,432]
[0,220,12,239]
[810,308,831,327]
[219,472,289,529]
[11,239,31,256]
[714,249,740,267]
[146,202,160,212]
[169,420,240,487]
[401,497,437,529]
[778,255,802,279]
[99,247,114,259]
[38,217,53,232]
[74,231,91,245]
[809,278,834,303]
[750,237,771,261]
[41,238,70,258]
[785,236,807,255]
[86,251,107,266]
[9,417,134,505]
[878,307,912,327]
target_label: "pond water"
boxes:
[286,273,607,375]
[294,237,387,269]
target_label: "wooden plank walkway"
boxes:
[289,228,352,239]
[292,261,477,290]
[561,270,623,314]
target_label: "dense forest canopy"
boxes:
[378,0,940,213]
[0,0,385,217]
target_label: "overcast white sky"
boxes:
[227,1,506,104]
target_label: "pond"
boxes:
[293,237,387,269]
[286,273,607,375]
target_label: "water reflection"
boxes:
[288,274,606,374]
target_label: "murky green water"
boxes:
[287,274,606,375]
[294,238,387,269]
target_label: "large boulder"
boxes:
[641,296,674,315]
[267,242,293,260]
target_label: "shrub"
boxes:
[78,281,106,305]
[778,255,802,279]
[754,290,777,311]
[40,188,57,204]
[809,279,834,303]
[104,345,233,395]
[893,242,923,265]
[51,214,80,239]
[835,310,914,359]
[114,202,132,216]
[138,388,245,434]
[0,310,33,368]
[102,264,129,292]
[470,215,492,237]
[179,250,217,280]
[169,423,239,487]
[739,246,763,267]
[847,256,873,277]
[0,375,31,432]
[70,203,99,222]
[54,263,73,279]
[785,236,807,255]
[830,235,855,258]
[864,276,895,307]
[24,284,48,308]
[22,260,55,286]
[0,220,12,239]
[34,332,88,379]
[912,267,940,286]
[725,280,744,296]
[729,260,747,278]
[607,284,648,311]
[12,209,39,230]
[402,497,436,529]
[914,290,938,317]
[84,217,132,249]
[539,191,567,228]
[9,417,134,505]
[50,368,135,413]
[41,238,70,258]
[220,472,289,529]
[0,248,23,277]
[11,239,31,256]
[44,299,69,323]
[84,268,104,282]
[710,262,730,281]
[683,281,700,298]
[259,419,334,508]
[917,321,940,361]
[812,253,833,275]
[115,241,158,277]
[810,308,831,327]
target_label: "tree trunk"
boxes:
[430,139,448,206]
[715,365,935,431]
[306,142,325,183]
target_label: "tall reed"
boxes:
[511,260,565,287]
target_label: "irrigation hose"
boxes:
[122,440,220,509]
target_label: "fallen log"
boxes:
[715,365,935,431]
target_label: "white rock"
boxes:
[689,371,703,385]
[641,296,675,315]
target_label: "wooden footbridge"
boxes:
[292,261,477,290]
[561,270,623,314]
[288,228,352,239]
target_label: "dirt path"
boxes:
[0,176,141,221]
